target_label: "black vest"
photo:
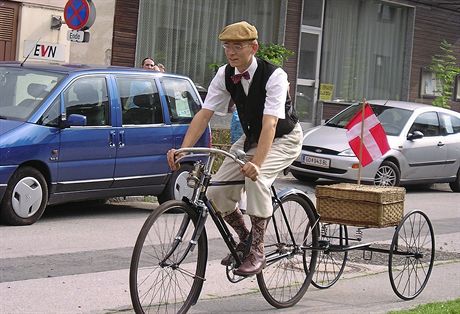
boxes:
[225,58,298,151]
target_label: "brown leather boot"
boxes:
[234,216,268,276]
[220,209,250,266]
[220,234,251,266]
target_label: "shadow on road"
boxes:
[41,199,156,221]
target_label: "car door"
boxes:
[439,112,460,177]
[401,111,448,180]
[111,75,172,189]
[55,75,116,192]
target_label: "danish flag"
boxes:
[345,103,390,167]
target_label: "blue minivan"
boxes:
[0,62,210,225]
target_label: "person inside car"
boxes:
[142,57,160,71]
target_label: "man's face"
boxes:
[222,41,258,71]
[142,59,155,69]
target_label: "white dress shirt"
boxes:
[202,56,288,119]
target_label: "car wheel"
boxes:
[0,167,48,225]
[449,167,460,192]
[374,161,400,187]
[158,163,194,204]
[290,169,318,183]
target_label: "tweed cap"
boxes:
[218,21,258,41]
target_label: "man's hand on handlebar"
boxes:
[242,161,260,181]
[167,149,184,171]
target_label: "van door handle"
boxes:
[437,142,444,147]
[119,130,125,148]
[175,136,183,148]
[109,131,116,148]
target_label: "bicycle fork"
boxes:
[159,201,209,269]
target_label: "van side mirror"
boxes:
[407,130,424,141]
[63,114,87,128]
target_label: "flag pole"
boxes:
[357,98,366,186]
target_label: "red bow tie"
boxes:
[231,71,250,84]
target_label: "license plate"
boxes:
[303,155,330,168]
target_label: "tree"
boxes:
[429,40,460,108]
[256,42,294,67]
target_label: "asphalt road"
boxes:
[0,177,459,313]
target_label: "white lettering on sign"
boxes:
[23,40,66,62]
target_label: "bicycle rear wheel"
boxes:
[257,193,319,308]
[130,200,208,313]
[389,210,435,300]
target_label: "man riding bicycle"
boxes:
[167,20,302,276]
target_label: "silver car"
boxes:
[290,100,460,192]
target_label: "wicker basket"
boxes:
[315,183,405,228]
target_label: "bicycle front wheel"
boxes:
[130,200,208,314]
[257,193,319,308]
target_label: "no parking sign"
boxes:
[64,0,96,31]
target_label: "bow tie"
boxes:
[231,71,250,84]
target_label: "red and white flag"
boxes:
[345,103,390,167]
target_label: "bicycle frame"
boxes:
[163,147,306,273]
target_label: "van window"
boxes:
[39,97,60,127]
[0,67,63,121]
[64,77,110,126]
[116,77,163,125]
[159,77,201,123]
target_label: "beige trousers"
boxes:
[207,123,303,218]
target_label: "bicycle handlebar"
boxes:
[175,147,246,167]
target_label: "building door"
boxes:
[0,1,19,61]
[296,0,324,128]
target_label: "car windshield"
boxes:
[325,103,413,136]
[0,67,64,121]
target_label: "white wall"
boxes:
[12,0,115,65]
[17,2,70,62]
[69,0,116,65]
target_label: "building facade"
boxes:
[110,0,460,126]
[0,0,114,65]
[0,0,71,63]
[2,0,459,125]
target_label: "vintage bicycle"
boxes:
[129,147,320,313]
[129,147,435,313]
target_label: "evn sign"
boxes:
[23,41,66,62]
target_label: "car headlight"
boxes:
[338,148,356,157]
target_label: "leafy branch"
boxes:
[428,40,460,108]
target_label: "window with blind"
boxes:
[0,2,19,61]
[136,0,282,87]
[320,0,413,102]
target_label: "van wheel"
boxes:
[450,167,460,192]
[158,164,194,204]
[0,167,48,225]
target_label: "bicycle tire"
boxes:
[312,223,348,289]
[257,193,319,308]
[130,200,208,313]
[389,210,435,300]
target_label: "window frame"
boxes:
[454,74,460,101]
[420,68,441,99]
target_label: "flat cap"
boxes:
[218,21,258,41]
